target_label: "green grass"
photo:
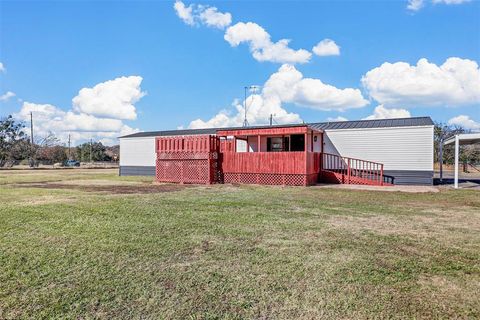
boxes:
[0,169,479,319]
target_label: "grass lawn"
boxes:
[0,169,479,319]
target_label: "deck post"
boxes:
[380,164,384,186]
[257,135,261,152]
[347,158,351,184]
[207,136,212,184]
[304,133,307,152]
[304,132,308,186]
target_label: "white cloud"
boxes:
[174,1,231,29]
[408,0,470,11]
[188,64,368,128]
[264,64,368,110]
[174,1,195,26]
[312,39,340,56]
[16,102,139,145]
[326,116,348,122]
[72,76,145,120]
[407,0,425,10]
[0,91,15,102]
[448,115,480,131]
[11,75,144,145]
[189,95,302,129]
[224,22,311,64]
[362,57,480,107]
[199,6,232,29]
[362,105,411,120]
[13,74,145,146]
[0,62,5,73]
[173,3,318,64]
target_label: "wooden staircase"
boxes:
[320,153,393,186]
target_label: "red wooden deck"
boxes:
[154,125,390,187]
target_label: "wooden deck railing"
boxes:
[156,135,219,153]
[221,152,309,174]
[321,153,389,186]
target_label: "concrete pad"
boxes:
[314,183,439,193]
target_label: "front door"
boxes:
[290,134,305,151]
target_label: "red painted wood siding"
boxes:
[220,140,234,152]
[306,152,322,174]
[221,152,320,175]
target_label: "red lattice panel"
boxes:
[223,173,311,186]
[156,153,218,185]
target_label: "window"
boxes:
[267,136,290,152]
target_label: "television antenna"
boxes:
[243,85,260,127]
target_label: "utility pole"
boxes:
[30,112,34,144]
[68,134,71,159]
[90,139,93,163]
[29,112,34,167]
[269,114,273,126]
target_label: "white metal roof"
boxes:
[444,133,480,145]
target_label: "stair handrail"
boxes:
[321,152,386,186]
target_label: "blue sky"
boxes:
[0,0,479,145]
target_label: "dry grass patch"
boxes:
[326,207,480,245]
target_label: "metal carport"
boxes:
[443,133,480,189]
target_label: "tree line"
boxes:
[0,115,119,167]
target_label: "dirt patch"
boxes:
[14,182,189,194]
[59,179,142,186]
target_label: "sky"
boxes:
[0,0,479,145]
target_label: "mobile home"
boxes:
[119,117,434,186]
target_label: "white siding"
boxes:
[313,133,322,152]
[324,125,434,171]
[119,137,156,167]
